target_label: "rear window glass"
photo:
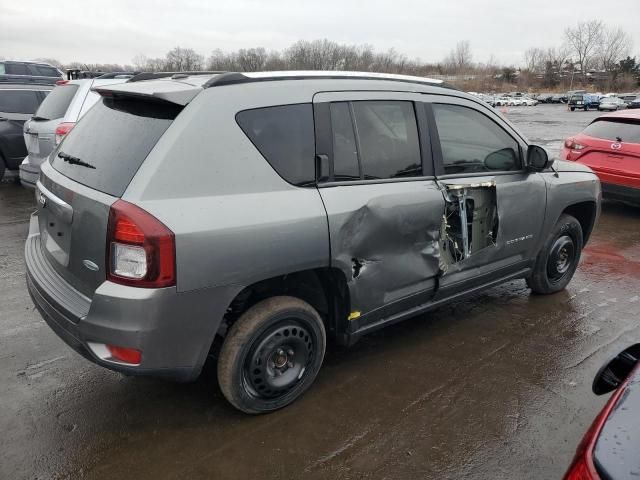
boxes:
[51,97,180,197]
[35,66,60,77]
[582,119,640,143]
[236,104,315,186]
[0,90,41,114]
[35,84,79,120]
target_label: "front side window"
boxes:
[236,104,315,186]
[433,104,521,175]
[35,66,60,77]
[0,90,41,114]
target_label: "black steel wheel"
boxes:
[528,214,584,295]
[217,296,326,414]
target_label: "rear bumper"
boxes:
[19,157,39,189]
[25,213,237,381]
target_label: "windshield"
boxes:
[51,96,181,196]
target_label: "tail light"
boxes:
[106,199,175,288]
[55,122,75,145]
[55,79,69,85]
[564,138,585,151]
[563,382,628,480]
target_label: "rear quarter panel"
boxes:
[123,83,330,293]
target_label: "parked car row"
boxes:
[0,61,134,183]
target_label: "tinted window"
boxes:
[236,104,315,186]
[351,101,422,179]
[582,119,640,143]
[0,90,41,114]
[35,65,60,77]
[330,102,359,180]
[35,84,79,120]
[433,104,521,174]
[51,97,180,196]
[5,63,29,75]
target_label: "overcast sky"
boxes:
[1,0,639,66]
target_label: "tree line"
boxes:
[32,20,638,92]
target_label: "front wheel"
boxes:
[217,296,326,414]
[527,214,583,295]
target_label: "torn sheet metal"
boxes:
[437,179,499,274]
[317,182,445,316]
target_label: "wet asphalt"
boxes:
[2,104,639,479]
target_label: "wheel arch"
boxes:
[562,201,598,244]
[220,267,351,345]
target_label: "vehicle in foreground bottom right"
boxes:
[564,344,640,480]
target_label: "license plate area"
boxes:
[26,133,40,154]
[36,182,73,268]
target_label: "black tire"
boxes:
[217,296,326,414]
[0,154,5,183]
[570,107,575,111]
[527,214,583,295]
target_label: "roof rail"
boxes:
[202,71,458,90]
[0,75,58,86]
[95,71,138,80]
[128,71,225,83]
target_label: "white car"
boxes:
[508,98,524,106]
[520,97,538,106]
[495,96,511,106]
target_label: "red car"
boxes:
[562,110,640,205]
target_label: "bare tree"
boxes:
[598,26,632,72]
[165,47,204,71]
[523,48,544,72]
[565,20,604,78]
[236,48,267,71]
[443,40,473,72]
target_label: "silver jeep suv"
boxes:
[25,71,601,413]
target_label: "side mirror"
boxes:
[527,145,552,171]
[593,344,640,395]
[485,148,518,171]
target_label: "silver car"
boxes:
[25,71,601,413]
[20,74,132,188]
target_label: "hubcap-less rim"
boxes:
[243,321,315,399]
[547,235,576,283]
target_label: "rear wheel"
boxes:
[0,154,5,182]
[570,107,575,111]
[528,214,583,295]
[217,296,326,414]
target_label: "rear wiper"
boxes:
[57,151,96,169]
[31,115,50,121]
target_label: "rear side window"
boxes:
[0,63,5,74]
[327,100,422,181]
[582,119,640,143]
[35,84,79,120]
[329,102,359,180]
[433,104,521,175]
[35,66,60,77]
[5,63,29,75]
[352,101,422,179]
[51,97,180,197]
[236,104,315,186]
[0,90,41,114]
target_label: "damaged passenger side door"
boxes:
[427,98,547,294]
[313,92,445,328]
